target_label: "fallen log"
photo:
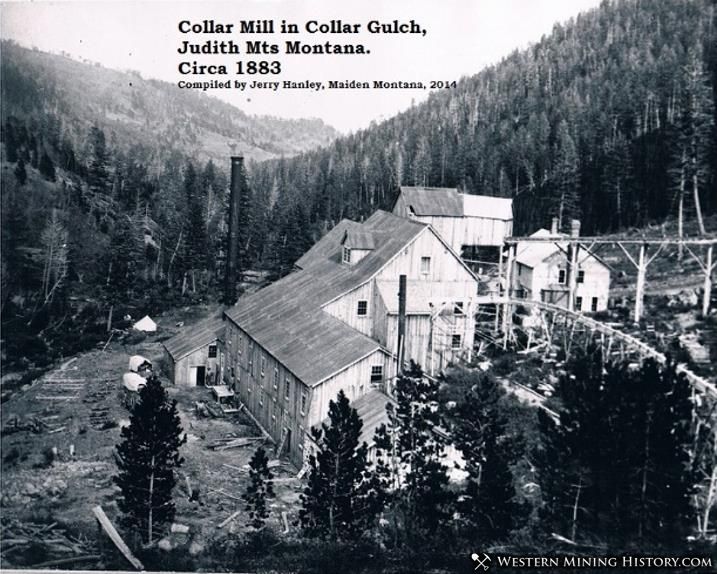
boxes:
[29,554,102,569]
[218,511,241,528]
[92,505,144,571]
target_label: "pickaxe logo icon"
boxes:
[471,553,492,571]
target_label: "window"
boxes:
[230,366,235,379]
[577,269,585,284]
[298,425,305,451]
[285,376,292,401]
[357,300,368,316]
[260,355,266,377]
[343,246,351,264]
[558,269,566,284]
[576,296,583,311]
[451,334,462,349]
[591,297,598,312]
[453,301,464,315]
[300,390,308,415]
[259,389,264,406]
[370,365,383,385]
[420,256,431,275]
[273,368,279,390]
[237,334,242,355]
[208,344,217,358]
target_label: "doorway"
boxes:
[194,366,206,386]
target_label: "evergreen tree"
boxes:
[13,157,27,186]
[87,125,110,195]
[114,377,187,544]
[537,350,695,549]
[4,120,18,163]
[451,371,527,541]
[374,362,453,545]
[299,390,382,540]
[182,162,208,292]
[38,150,56,182]
[243,446,275,530]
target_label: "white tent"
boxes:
[133,315,157,332]
[122,372,147,393]
[128,355,152,373]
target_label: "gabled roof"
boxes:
[342,225,376,250]
[515,229,563,268]
[516,229,611,270]
[226,211,430,387]
[163,314,224,361]
[397,186,513,221]
[399,186,463,216]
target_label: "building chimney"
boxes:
[397,275,407,371]
[570,219,581,238]
[551,217,559,235]
[224,156,244,305]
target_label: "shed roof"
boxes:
[225,211,429,387]
[397,186,513,220]
[376,280,435,315]
[163,314,224,361]
[314,390,395,447]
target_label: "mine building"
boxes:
[512,219,611,312]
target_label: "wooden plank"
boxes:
[218,510,241,528]
[92,505,144,571]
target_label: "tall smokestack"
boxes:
[224,156,244,305]
[570,219,581,238]
[551,217,559,235]
[397,275,407,370]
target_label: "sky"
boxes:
[1,0,603,133]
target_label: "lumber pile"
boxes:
[208,436,264,451]
[1,414,50,434]
[0,519,98,568]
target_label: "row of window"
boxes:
[557,268,586,285]
[355,299,465,317]
[576,296,599,312]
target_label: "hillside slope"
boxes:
[0,41,337,165]
[251,0,716,240]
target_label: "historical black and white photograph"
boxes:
[1,0,716,572]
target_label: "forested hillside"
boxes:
[253,0,716,238]
[2,0,716,370]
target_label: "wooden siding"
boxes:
[308,349,393,429]
[415,215,512,250]
[224,322,312,466]
[172,341,222,386]
[322,281,375,338]
[514,252,611,312]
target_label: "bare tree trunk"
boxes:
[106,305,113,333]
[571,477,583,542]
[148,456,155,544]
[678,171,684,262]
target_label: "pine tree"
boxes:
[537,350,695,549]
[243,446,275,530]
[14,158,27,186]
[299,390,382,540]
[114,377,187,544]
[182,162,208,292]
[374,362,453,545]
[38,150,56,182]
[451,371,527,541]
[87,125,110,195]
